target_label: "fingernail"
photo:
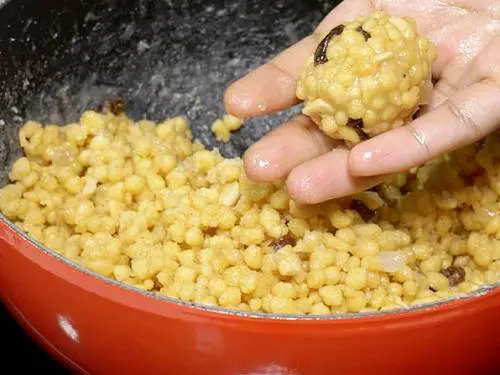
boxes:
[244,144,282,181]
[297,174,314,194]
[287,173,317,204]
[349,145,385,176]
[360,147,382,162]
[229,91,253,112]
[251,152,272,170]
[362,150,375,160]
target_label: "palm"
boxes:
[378,0,499,100]
[225,0,500,204]
[316,0,497,97]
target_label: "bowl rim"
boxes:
[1,212,499,322]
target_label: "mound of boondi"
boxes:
[296,11,436,145]
[0,107,499,314]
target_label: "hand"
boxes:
[224,0,500,204]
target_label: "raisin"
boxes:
[108,98,125,115]
[97,98,126,116]
[270,234,296,251]
[297,251,309,260]
[204,227,218,236]
[350,199,376,222]
[400,174,417,195]
[474,139,486,150]
[346,118,369,141]
[461,173,477,186]
[314,24,345,66]
[429,287,437,292]
[440,266,466,287]
[412,106,422,120]
[356,26,371,41]
[79,166,89,177]
[153,277,163,290]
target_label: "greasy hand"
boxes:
[224,0,500,204]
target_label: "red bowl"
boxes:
[1,216,499,375]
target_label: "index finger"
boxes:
[348,80,500,177]
[223,0,374,118]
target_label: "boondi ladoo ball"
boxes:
[296,11,436,144]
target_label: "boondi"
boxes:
[1,106,498,315]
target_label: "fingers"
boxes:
[350,35,500,177]
[429,77,459,110]
[286,148,385,204]
[349,80,500,176]
[224,0,374,118]
[429,30,498,110]
[449,36,500,90]
[223,36,317,118]
[243,115,337,182]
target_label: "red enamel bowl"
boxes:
[0,0,499,374]
[2,208,500,375]
[2,213,500,375]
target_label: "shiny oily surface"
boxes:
[0,109,499,315]
[296,11,436,145]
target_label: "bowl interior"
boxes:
[0,0,499,319]
[0,0,333,186]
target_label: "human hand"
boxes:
[224,0,500,204]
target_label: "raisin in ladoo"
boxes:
[296,11,436,145]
